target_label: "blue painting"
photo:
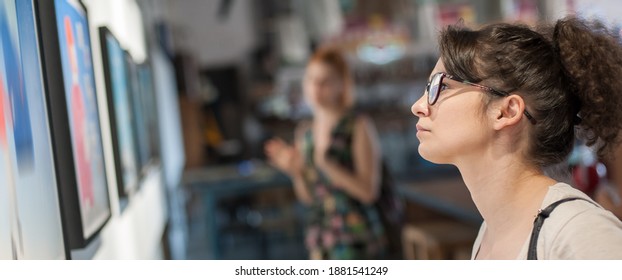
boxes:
[1,0,66,259]
[104,30,139,196]
[55,0,110,239]
[126,55,150,171]
[137,64,160,160]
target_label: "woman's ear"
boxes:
[492,94,527,130]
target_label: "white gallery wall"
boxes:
[78,0,170,259]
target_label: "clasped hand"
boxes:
[264,137,337,178]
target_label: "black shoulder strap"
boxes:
[527,197,596,260]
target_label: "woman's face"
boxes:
[303,61,345,110]
[411,59,493,164]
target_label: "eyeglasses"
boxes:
[425,72,537,125]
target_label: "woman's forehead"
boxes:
[428,59,446,80]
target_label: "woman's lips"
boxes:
[416,124,430,132]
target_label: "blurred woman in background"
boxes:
[264,47,387,260]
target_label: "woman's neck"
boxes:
[313,108,346,128]
[456,153,556,236]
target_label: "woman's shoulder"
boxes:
[544,182,596,207]
[540,182,622,259]
[542,182,616,225]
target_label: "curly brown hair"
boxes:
[438,16,622,167]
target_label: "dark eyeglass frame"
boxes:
[425,72,537,125]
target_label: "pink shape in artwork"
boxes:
[65,16,94,207]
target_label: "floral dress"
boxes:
[301,112,386,259]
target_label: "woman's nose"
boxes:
[411,93,429,118]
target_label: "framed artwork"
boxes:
[137,62,161,161]
[125,51,151,173]
[1,0,67,260]
[99,26,139,201]
[36,0,111,250]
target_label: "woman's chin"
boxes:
[418,146,448,165]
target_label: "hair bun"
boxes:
[553,16,622,159]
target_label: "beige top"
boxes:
[472,183,622,259]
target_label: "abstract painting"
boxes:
[1,0,66,259]
[36,0,111,249]
[99,26,139,200]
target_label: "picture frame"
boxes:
[36,0,111,250]
[1,0,67,259]
[99,26,140,204]
[137,62,161,162]
[125,50,151,174]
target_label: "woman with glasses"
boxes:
[411,16,622,259]
[265,48,387,259]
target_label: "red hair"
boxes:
[308,47,354,109]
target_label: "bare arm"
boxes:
[316,115,381,205]
[264,123,313,205]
